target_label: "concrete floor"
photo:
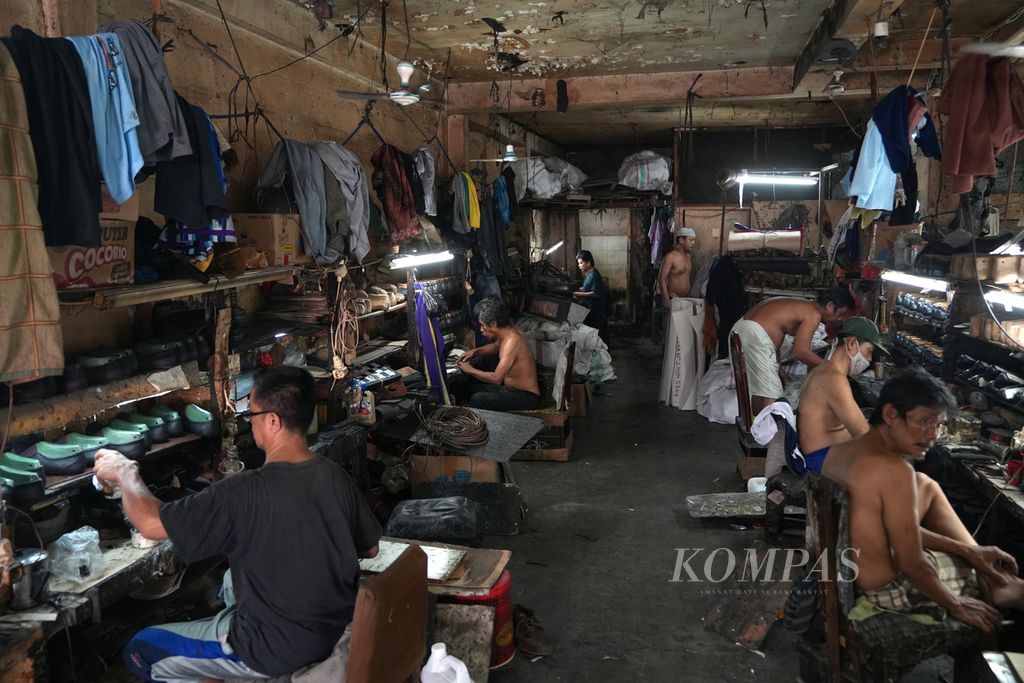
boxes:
[490,337,800,683]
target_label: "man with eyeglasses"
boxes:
[94,366,381,682]
[822,367,1024,631]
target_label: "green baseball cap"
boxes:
[839,317,889,354]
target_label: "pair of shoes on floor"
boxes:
[513,604,553,656]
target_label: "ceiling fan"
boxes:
[471,144,526,164]
[336,60,443,107]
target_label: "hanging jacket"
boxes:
[449,174,470,234]
[871,85,941,174]
[939,55,1024,195]
[501,166,518,221]
[98,20,192,163]
[493,176,510,228]
[310,141,370,263]
[412,144,437,216]
[156,94,231,229]
[705,255,747,359]
[371,144,421,245]
[2,26,101,246]
[66,33,143,205]
[401,148,425,215]
[464,172,481,229]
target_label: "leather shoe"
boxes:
[513,604,553,656]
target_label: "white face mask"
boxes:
[846,343,871,376]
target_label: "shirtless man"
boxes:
[457,296,541,412]
[797,317,885,474]
[730,287,854,414]
[659,226,696,307]
[823,368,1024,632]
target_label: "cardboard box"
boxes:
[48,220,134,289]
[526,294,573,323]
[233,213,311,266]
[409,454,498,491]
[99,184,141,222]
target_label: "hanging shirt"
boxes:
[844,121,899,212]
[2,26,102,246]
[463,172,481,229]
[311,141,370,263]
[493,175,511,228]
[412,144,437,216]
[98,20,192,164]
[66,34,143,205]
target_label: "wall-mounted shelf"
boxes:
[353,340,407,367]
[356,303,407,321]
[58,267,297,310]
[0,362,200,439]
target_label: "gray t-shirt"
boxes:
[160,457,382,675]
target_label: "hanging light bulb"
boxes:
[502,144,518,162]
[396,60,415,87]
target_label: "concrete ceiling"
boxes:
[299,0,1024,145]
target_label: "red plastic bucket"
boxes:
[447,569,515,669]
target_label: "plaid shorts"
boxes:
[861,550,979,611]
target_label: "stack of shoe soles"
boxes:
[78,348,139,384]
[956,355,1024,403]
[260,283,331,325]
[0,452,45,508]
[135,334,210,372]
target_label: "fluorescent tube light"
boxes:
[391,251,455,269]
[985,290,1024,312]
[735,174,818,186]
[544,240,564,256]
[880,270,949,292]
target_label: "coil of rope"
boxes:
[416,404,490,449]
[331,277,359,382]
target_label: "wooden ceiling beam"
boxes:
[850,37,967,70]
[446,67,794,114]
[793,0,857,90]
[833,0,906,39]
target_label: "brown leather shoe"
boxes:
[513,604,553,656]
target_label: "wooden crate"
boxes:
[511,409,572,461]
[569,382,589,417]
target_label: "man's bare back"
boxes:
[658,250,692,305]
[798,364,868,454]
[498,328,540,395]
[745,298,823,348]
[822,439,909,590]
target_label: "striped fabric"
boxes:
[0,44,64,383]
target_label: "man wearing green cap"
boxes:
[796,317,887,474]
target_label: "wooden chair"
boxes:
[798,475,985,682]
[729,332,767,479]
[348,546,429,683]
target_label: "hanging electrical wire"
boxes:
[415,404,490,448]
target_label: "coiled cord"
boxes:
[415,404,489,448]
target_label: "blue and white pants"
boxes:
[122,571,268,683]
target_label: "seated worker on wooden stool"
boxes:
[796,316,886,474]
[823,368,1024,630]
[93,366,382,682]
[730,287,854,415]
[456,296,542,412]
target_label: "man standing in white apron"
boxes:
[659,227,704,410]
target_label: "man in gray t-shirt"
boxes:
[95,366,381,680]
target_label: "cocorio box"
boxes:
[48,220,135,289]
[233,213,311,266]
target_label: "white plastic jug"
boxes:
[420,643,472,683]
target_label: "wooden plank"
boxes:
[792,0,855,90]
[851,38,968,71]
[447,67,795,113]
[0,363,199,439]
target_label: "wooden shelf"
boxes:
[356,303,407,321]
[353,340,407,366]
[0,363,200,439]
[58,266,297,310]
[38,432,205,505]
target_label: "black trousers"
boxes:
[467,385,542,412]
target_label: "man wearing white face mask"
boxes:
[796,317,887,474]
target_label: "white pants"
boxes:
[659,297,706,410]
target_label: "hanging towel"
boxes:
[371,144,421,245]
[0,43,64,382]
[2,26,101,247]
[98,20,192,163]
[659,297,706,411]
[66,34,143,205]
[463,172,481,229]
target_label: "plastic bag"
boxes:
[48,526,106,584]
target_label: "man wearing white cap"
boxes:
[658,227,705,410]
[658,226,696,316]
